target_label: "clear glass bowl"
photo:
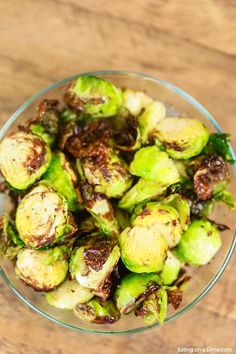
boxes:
[0,71,235,335]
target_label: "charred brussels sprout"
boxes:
[130,146,179,184]
[70,235,120,296]
[0,131,51,190]
[123,89,152,116]
[80,145,133,198]
[115,273,161,314]
[29,99,59,147]
[80,183,119,237]
[175,219,222,266]
[74,298,120,324]
[43,151,82,211]
[119,225,168,273]
[46,278,94,309]
[65,76,123,118]
[135,288,168,325]
[160,251,182,285]
[15,248,68,291]
[16,183,77,248]
[138,101,166,143]
[193,155,229,201]
[154,118,209,159]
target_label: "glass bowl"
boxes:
[0,71,235,335]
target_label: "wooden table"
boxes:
[0,1,235,353]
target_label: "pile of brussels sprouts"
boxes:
[0,76,235,326]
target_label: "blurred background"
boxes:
[0,1,235,353]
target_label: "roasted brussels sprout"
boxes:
[0,214,24,260]
[130,146,179,183]
[0,131,51,190]
[175,219,222,266]
[123,89,152,116]
[161,193,190,232]
[160,251,182,285]
[154,118,209,159]
[193,155,229,201]
[111,113,141,151]
[74,298,120,324]
[118,178,168,212]
[80,183,119,237]
[138,101,166,143]
[64,76,123,118]
[43,151,82,211]
[132,203,182,248]
[79,145,133,198]
[29,99,59,147]
[70,235,120,296]
[135,288,168,325]
[119,225,168,273]
[214,190,236,209]
[46,278,94,309]
[15,248,68,291]
[115,273,161,314]
[16,183,77,248]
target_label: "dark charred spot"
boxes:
[139,207,152,219]
[206,218,230,231]
[83,236,115,272]
[37,99,59,122]
[0,181,8,193]
[167,289,183,310]
[123,281,159,314]
[112,115,139,150]
[64,90,106,112]
[23,137,46,175]
[163,141,186,152]
[134,306,148,317]
[172,220,177,226]
[18,125,31,133]
[174,269,191,288]
[65,119,111,159]
[193,155,229,201]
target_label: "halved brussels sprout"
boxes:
[29,99,59,147]
[138,101,166,143]
[15,248,68,291]
[130,146,179,183]
[193,155,229,201]
[122,89,152,116]
[135,288,168,325]
[80,183,119,237]
[160,251,182,285]
[70,235,120,294]
[154,118,209,159]
[74,298,120,324]
[80,145,133,198]
[16,183,77,248]
[115,273,161,314]
[43,151,83,211]
[118,178,168,212]
[175,219,222,266]
[132,204,182,248]
[119,225,168,273]
[64,76,123,118]
[0,131,51,190]
[46,278,94,309]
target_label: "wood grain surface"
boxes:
[0,1,235,353]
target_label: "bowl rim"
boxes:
[0,70,235,335]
